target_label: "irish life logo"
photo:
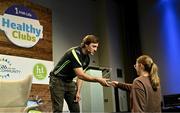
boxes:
[0,5,43,48]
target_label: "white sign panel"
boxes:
[0,54,53,84]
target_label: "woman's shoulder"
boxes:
[135,75,149,81]
[133,76,149,86]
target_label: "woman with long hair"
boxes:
[111,55,161,113]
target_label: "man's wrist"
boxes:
[94,77,100,83]
[76,90,80,94]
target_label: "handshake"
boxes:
[97,77,119,87]
[106,80,112,84]
[106,80,119,87]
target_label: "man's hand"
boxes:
[74,92,81,103]
[96,77,111,87]
[111,81,119,87]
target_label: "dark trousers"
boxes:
[49,75,80,113]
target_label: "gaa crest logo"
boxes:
[0,58,21,79]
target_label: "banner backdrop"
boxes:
[0,0,53,111]
[0,1,53,83]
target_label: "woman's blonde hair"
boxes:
[137,55,160,91]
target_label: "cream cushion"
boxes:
[0,75,32,108]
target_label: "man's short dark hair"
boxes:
[81,35,99,47]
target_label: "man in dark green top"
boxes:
[49,35,109,113]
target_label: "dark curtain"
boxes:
[116,0,142,111]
